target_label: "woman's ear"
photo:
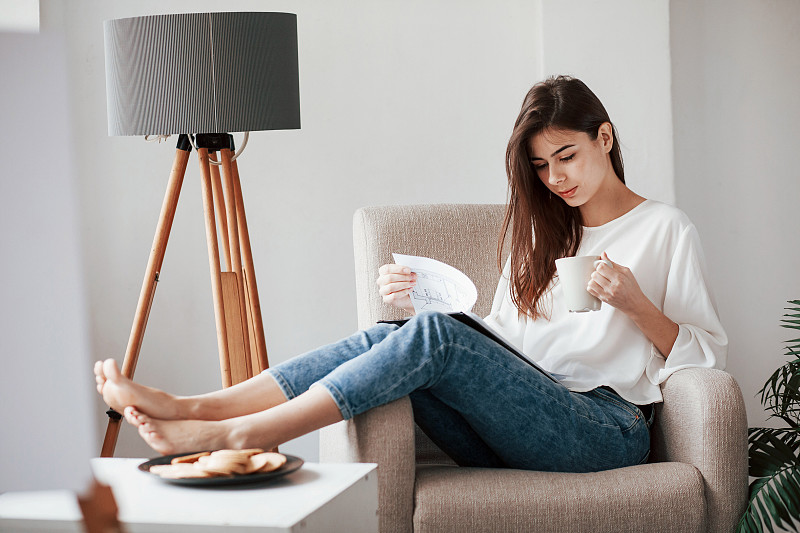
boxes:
[597,122,614,153]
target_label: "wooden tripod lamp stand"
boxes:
[100,12,301,457]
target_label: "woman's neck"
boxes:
[579,179,645,227]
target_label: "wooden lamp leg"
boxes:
[197,147,233,388]
[100,137,190,457]
[209,151,232,271]
[219,148,254,385]
[231,158,269,373]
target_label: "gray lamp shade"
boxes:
[104,12,300,136]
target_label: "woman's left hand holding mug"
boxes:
[587,252,649,316]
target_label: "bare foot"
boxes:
[123,407,232,455]
[94,359,183,419]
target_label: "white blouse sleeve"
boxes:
[651,224,728,384]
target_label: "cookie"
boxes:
[195,450,258,475]
[170,451,211,465]
[209,449,264,460]
[234,448,265,457]
[150,463,217,479]
[252,452,287,473]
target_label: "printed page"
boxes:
[392,253,478,314]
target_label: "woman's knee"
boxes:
[411,310,452,326]
[406,311,457,344]
[366,321,400,335]
[360,322,400,345]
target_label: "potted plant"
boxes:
[738,300,800,532]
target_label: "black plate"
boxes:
[138,451,304,487]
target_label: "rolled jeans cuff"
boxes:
[267,368,354,420]
[311,379,354,420]
[264,368,298,401]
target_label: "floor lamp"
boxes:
[100,12,301,457]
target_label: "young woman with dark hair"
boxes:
[94,75,726,473]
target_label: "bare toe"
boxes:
[124,406,141,427]
[103,358,122,382]
[138,422,153,441]
[135,412,152,429]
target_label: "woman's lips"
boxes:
[558,186,578,198]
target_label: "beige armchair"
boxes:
[320,204,748,533]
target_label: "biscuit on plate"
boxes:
[252,452,287,473]
[170,451,211,465]
[196,452,250,475]
[150,463,217,479]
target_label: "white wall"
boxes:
[670,0,800,425]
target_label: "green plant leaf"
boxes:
[766,480,793,524]
[736,508,760,533]
[753,430,799,462]
[758,361,800,425]
[756,496,775,533]
[781,471,800,516]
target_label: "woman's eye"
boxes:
[532,161,547,170]
[560,154,575,163]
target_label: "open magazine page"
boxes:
[392,253,477,314]
[387,254,567,383]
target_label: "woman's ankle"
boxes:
[174,395,203,420]
[177,395,234,421]
[224,418,273,450]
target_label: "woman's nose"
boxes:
[549,168,566,185]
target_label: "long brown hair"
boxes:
[499,75,625,319]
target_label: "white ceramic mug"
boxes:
[555,256,612,313]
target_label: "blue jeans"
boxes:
[267,311,651,473]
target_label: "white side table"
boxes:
[0,458,378,532]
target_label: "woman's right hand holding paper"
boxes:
[377,264,417,315]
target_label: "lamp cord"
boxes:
[144,132,250,165]
[144,134,171,143]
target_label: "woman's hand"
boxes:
[376,264,417,315]
[588,252,679,357]
[587,252,648,315]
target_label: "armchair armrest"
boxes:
[319,397,416,533]
[651,367,749,533]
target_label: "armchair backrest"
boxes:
[353,204,509,330]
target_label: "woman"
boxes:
[94,75,726,473]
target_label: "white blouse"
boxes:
[482,200,727,405]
